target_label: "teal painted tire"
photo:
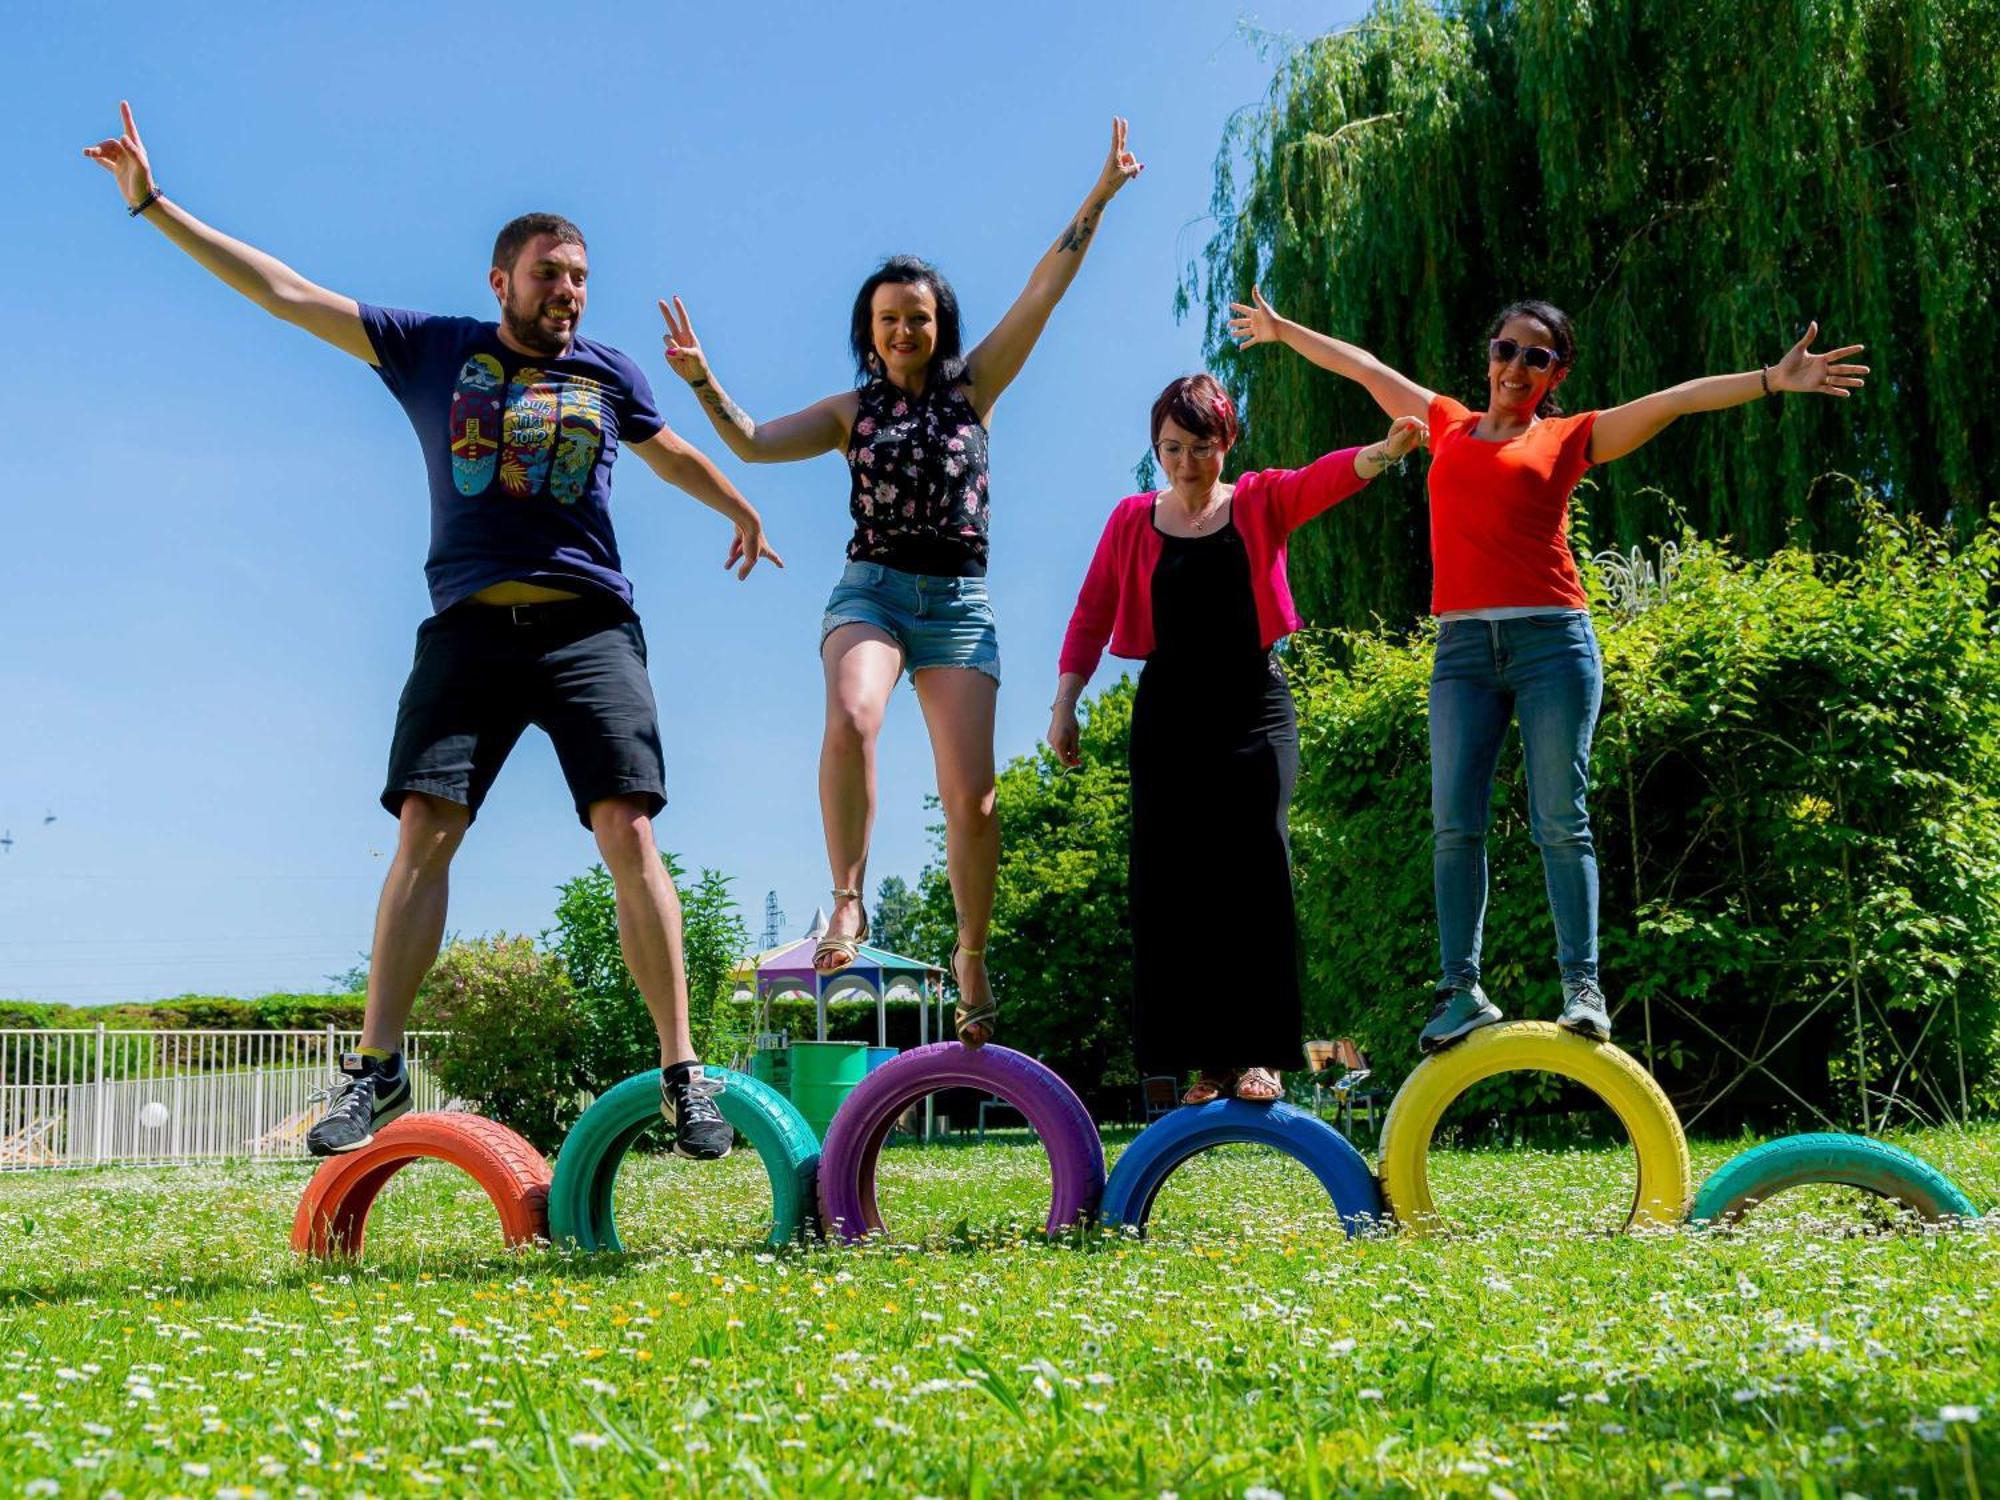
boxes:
[548,1067,820,1250]
[1691,1132,1979,1226]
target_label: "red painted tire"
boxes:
[817,1043,1104,1241]
[290,1113,551,1258]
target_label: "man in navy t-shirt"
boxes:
[87,101,781,1161]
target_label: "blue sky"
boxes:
[2,1,1363,1003]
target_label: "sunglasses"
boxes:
[1489,337,1563,371]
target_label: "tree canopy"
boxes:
[1190,0,1999,629]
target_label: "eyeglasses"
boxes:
[1489,338,1563,371]
[1156,440,1219,462]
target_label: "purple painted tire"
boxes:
[817,1043,1105,1241]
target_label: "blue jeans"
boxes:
[1429,612,1602,989]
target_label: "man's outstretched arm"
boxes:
[631,425,785,581]
[84,101,375,364]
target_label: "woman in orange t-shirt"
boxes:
[1231,291,1867,1053]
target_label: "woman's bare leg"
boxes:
[818,624,905,964]
[914,666,999,1039]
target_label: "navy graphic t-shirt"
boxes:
[360,304,665,613]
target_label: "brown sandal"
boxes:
[1233,1067,1283,1104]
[1181,1072,1233,1106]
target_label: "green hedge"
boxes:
[0,994,369,1031]
[1289,506,2000,1129]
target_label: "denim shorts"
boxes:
[819,562,1001,683]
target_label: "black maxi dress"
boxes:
[1128,509,1303,1075]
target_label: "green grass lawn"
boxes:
[1,1124,1996,1496]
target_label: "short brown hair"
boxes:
[1149,373,1239,448]
[492,213,587,273]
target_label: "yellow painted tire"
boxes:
[1378,1021,1691,1234]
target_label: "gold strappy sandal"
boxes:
[813,887,869,974]
[952,941,997,1047]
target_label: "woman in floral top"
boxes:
[659,119,1143,1046]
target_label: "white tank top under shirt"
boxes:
[1436,605,1589,622]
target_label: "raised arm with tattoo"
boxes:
[83,102,372,363]
[657,295,853,463]
[958,117,1143,421]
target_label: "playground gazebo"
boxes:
[732,909,949,1046]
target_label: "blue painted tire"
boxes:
[548,1067,820,1251]
[1691,1132,1979,1226]
[1100,1100,1384,1237]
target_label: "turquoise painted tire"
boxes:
[548,1067,820,1250]
[1100,1100,1384,1237]
[1691,1132,1979,1226]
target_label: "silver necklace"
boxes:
[1188,492,1226,532]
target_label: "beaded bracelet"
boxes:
[128,186,162,218]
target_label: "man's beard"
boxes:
[501,293,577,355]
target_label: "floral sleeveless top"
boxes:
[846,377,991,577]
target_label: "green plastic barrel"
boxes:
[788,1041,873,1142]
[747,1047,791,1095]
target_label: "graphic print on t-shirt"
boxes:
[500,370,559,496]
[449,360,609,505]
[448,354,503,495]
[551,379,608,506]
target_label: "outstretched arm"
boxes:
[83,101,373,364]
[630,424,785,580]
[1228,287,1434,423]
[657,297,852,463]
[1588,322,1868,464]
[961,117,1144,422]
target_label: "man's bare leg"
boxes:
[308,792,465,1155]
[360,792,470,1052]
[590,795,732,1158]
[588,794,694,1064]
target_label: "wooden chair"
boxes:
[1305,1038,1386,1143]
[1140,1075,1178,1124]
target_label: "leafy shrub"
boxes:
[1288,507,2000,1129]
[409,936,582,1153]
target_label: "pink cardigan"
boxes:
[1058,447,1370,680]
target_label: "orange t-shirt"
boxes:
[1425,394,1599,614]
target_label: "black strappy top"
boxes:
[844,377,991,577]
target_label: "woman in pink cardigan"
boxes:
[1050,374,1425,1104]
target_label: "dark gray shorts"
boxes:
[382,595,666,829]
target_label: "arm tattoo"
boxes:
[1058,204,1104,254]
[697,380,755,439]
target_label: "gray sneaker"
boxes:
[1558,978,1612,1042]
[1418,983,1502,1055]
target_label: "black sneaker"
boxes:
[660,1062,733,1160]
[306,1052,412,1156]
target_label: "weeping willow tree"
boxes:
[1190,0,2000,628]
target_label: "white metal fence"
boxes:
[0,1027,448,1170]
